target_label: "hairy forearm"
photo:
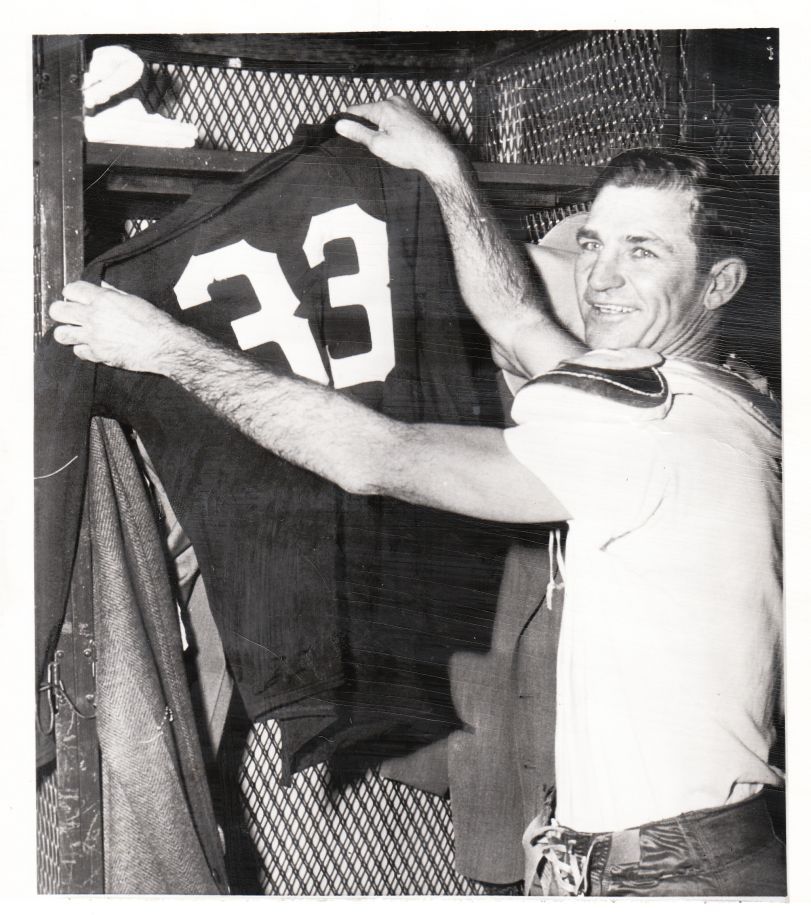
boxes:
[427,157,581,376]
[155,326,404,497]
[149,326,567,523]
[50,278,566,522]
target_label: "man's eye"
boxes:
[631,247,656,259]
[578,239,600,252]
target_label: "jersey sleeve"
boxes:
[503,358,672,535]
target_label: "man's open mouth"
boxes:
[591,303,635,315]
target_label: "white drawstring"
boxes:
[523,816,597,896]
[546,527,566,609]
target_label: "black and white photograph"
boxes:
[13,6,808,901]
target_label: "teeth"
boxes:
[593,304,633,314]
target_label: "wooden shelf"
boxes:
[85,143,266,177]
[84,143,596,209]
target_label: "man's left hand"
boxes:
[50,281,181,373]
[335,97,460,183]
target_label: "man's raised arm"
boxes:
[49,282,569,525]
[335,97,585,378]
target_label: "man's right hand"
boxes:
[49,281,189,374]
[335,96,461,183]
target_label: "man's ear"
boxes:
[702,257,748,311]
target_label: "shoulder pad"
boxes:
[527,354,669,410]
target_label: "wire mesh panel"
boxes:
[712,99,779,176]
[36,764,61,893]
[676,30,779,176]
[524,202,591,245]
[477,31,665,165]
[750,103,779,175]
[134,63,473,153]
[123,218,156,238]
[677,33,691,147]
[220,720,486,896]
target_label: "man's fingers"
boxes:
[53,324,86,346]
[341,100,392,123]
[49,299,87,325]
[62,280,105,304]
[72,344,99,363]
[335,118,378,148]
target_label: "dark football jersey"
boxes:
[86,120,508,761]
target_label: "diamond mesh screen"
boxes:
[524,202,591,245]
[477,31,665,165]
[700,99,780,177]
[678,32,691,146]
[36,763,60,893]
[675,31,779,176]
[219,720,487,895]
[123,218,155,238]
[750,103,779,175]
[134,63,473,153]
[712,99,738,162]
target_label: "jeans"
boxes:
[527,792,786,897]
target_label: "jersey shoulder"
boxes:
[513,348,672,425]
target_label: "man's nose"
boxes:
[588,250,624,292]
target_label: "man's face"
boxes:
[574,184,710,352]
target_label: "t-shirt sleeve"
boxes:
[503,370,671,536]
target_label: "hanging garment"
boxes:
[85,117,508,767]
[88,417,227,894]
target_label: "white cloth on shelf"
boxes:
[83,45,145,109]
[84,98,199,148]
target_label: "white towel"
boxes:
[84,98,199,148]
[83,45,145,109]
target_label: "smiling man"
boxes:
[575,171,746,358]
[50,98,784,896]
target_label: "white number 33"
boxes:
[173,204,396,389]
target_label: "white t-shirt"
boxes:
[504,355,783,834]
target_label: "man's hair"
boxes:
[592,147,750,269]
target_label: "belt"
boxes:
[523,791,775,896]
